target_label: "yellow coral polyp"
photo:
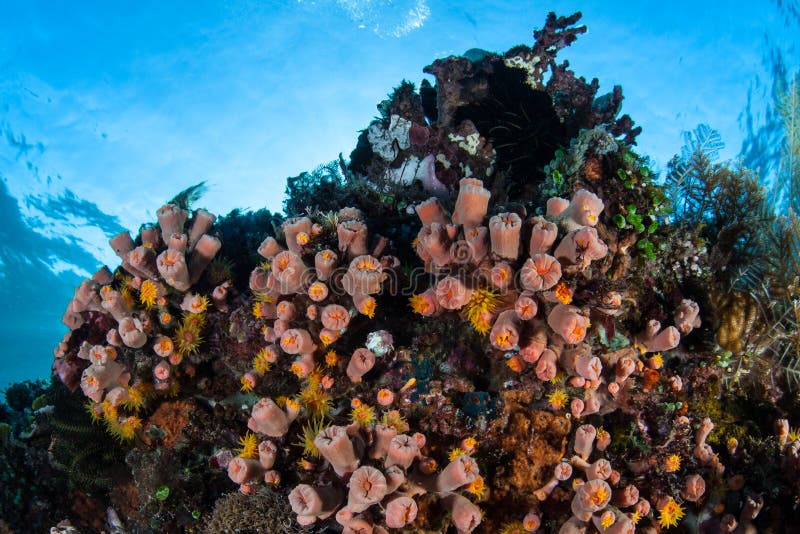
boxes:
[448,447,467,461]
[120,286,135,308]
[506,356,523,373]
[355,257,379,271]
[359,297,377,318]
[494,332,512,348]
[658,498,685,528]
[252,301,267,319]
[467,475,486,499]
[157,338,173,354]
[101,400,118,422]
[173,319,203,356]
[320,331,335,346]
[409,294,431,315]
[139,279,158,309]
[253,350,272,375]
[381,409,408,432]
[122,385,145,412]
[166,380,181,397]
[547,389,569,410]
[255,291,276,304]
[600,511,615,529]
[189,295,210,314]
[160,312,173,326]
[85,401,102,423]
[554,281,572,304]
[240,375,255,393]
[472,316,492,335]
[236,431,259,459]
[184,310,206,329]
[664,454,681,472]
[308,283,326,300]
[463,288,501,334]
[350,404,376,427]
[651,353,664,369]
[298,375,333,419]
[589,485,610,506]
[110,416,141,441]
[290,362,305,378]
[295,417,326,458]
[324,350,339,367]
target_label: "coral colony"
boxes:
[3,10,796,534]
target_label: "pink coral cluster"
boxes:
[410,180,697,412]
[54,203,223,436]
[408,179,714,531]
[244,209,396,383]
[285,423,482,533]
[226,438,282,494]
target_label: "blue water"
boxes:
[0,0,797,391]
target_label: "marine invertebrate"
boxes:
[657,497,684,529]
[44,12,800,534]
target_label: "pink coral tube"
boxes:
[489,212,522,260]
[189,234,222,284]
[529,217,558,255]
[257,236,283,259]
[452,178,491,229]
[280,329,316,355]
[156,204,188,238]
[490,310,520,350]
[547,304,589,344]
[315,249,338,281]
[247,397,296,437]
[342,255,386,296]
[520,254,562,291]
[435,455,479,492]
[337,220,369,258]
[283,217,313,254]
[347,348,376,382]
[385,434,419,469]
[314,425,360,477]
[442,493,482,533]
[272,250,311,294]
[188,209,216,251]
[321,304,351,331]
[289,484,342,524]
[415,198,448,226]
[436,276,473,310]
[346,466,388,513]
[227,457,265,485]
[384,496,418,529]
[417,223,453,268]
[157,248,191,291]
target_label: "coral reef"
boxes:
[1,9,798,534]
